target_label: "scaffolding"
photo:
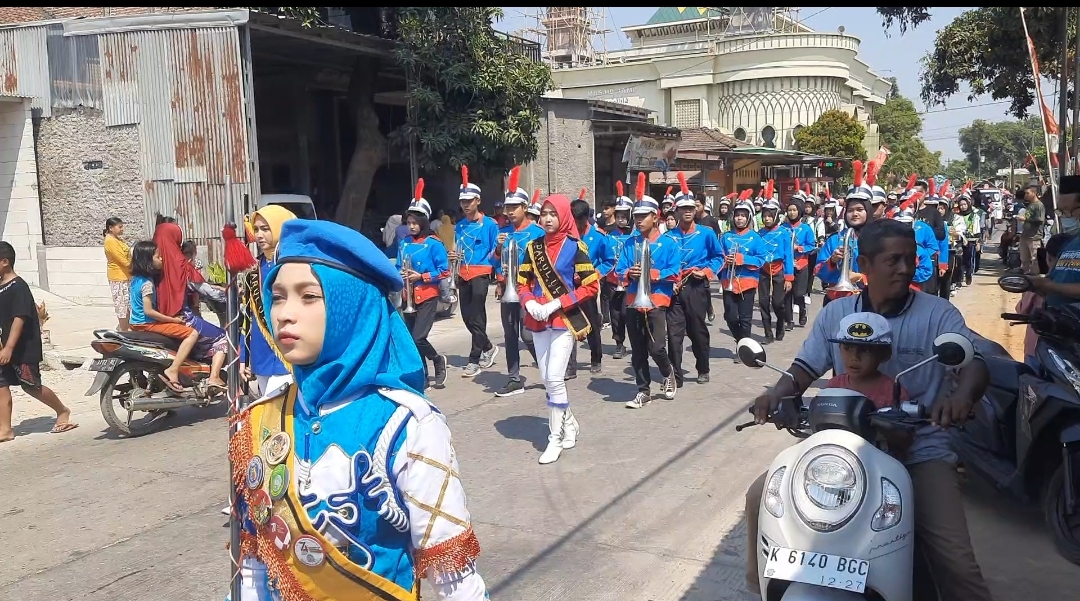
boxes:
[517,7,611,69]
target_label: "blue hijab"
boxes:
[263,220,425,413]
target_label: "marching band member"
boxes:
[665,173,723,386]
[596,195,619,327]
[569,192,609,376]
[782,194,818,329]
[492,167,543,397]
[232,219,488,601]
[660,186,676,232]
[451,166,500,378]
[694,193,720,323]
[719,191,766,354]
[955,188,982,286]
[915,179,951,295]
[398,182,451,389]
[517,194,600,464]
[603,184,635,360]
[526,193,542,224]
[866,160,888,220]
[752,196,765,230]
[241,206,296,396]
[816,160,873,307]
[615,173,680,409]
[754,181,795,343]
[716,195,734,234]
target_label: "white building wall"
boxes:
[0,98,42,285]
[716,76,845,149]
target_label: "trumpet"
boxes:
[827,229,860,299]
[401,255,418,314]
[723,241,739,293]
[447,236,462,303]
[614,238,626,292]
[628,240,657,310]
[500,238,521,304]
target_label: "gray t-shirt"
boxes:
[793,291,982,466]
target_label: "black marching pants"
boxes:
[599,281,613,325]
[667,279,711,377]
[723,289,757,342]
[569,295,603,368]
[458,275,493,363]
[404,298,439,375]
[757,271,786,334]
[608,287,628,346]
[500,302,535,381]
[626,307,672,392]
[916,269,939,296]
[784,266,810,324]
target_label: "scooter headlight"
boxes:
[764,467,786,518]
[871,477,903,532]
[793,445,865,533]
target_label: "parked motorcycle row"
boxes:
[734,275,1080,600]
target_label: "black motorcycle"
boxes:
[954,275,1080,565]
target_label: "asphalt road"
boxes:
[2,279,1077,600]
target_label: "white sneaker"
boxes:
[562,409,579,449]
[625,392,651,409]
[662,373,677,400]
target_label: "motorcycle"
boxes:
[953,274,1080,565]
[734,332,975,600]
[85,329,227,437]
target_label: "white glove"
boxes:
[525,300,545,321]
[538,299,562,321]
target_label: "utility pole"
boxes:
[1072,6,1080,172]
[1058,8,1070,180]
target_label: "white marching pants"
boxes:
[533,328,575,408]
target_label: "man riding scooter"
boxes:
[743,218,994,601]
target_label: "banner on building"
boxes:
[622,135,681,172]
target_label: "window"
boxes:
[791,124,804,149]
[674,99,701,129]
[761,125,776,148]
[733,127,747,142]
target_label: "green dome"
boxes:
[644,7,726,26]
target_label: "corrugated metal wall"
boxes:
[2,22,252,255]
[95,27,251,250]
[0,26,52,116]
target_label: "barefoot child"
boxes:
[130,241,226,391]
[0,241,78,442]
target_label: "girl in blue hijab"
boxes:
[233,220,488,601]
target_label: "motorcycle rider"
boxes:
[743,217,993,601]
[1025,175,1080,307]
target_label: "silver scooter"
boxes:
[734,333,975,600]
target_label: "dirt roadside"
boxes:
[951,257,1027,360]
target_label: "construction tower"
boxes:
[521,7,611,68]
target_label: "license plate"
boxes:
[763,546,868,593]
[88,358,123,372]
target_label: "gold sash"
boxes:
[525,239,591,339]
[235,387,418,601]
[244,264,291,369]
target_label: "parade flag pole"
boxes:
[222,175,256,601]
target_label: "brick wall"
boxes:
[0,99,43,285]
[36,107,145,247]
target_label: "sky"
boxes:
[495,7,1048,162]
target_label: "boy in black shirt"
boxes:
[0,241,77,442]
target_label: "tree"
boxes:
[957,117,1041,176]
[886,76,900,100]
[794,109,868,184]
[237,7,552,229]
[942,159,973,182]
[873,93,942,185]
[875,7,1076,119]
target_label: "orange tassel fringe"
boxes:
[414,528,482,577]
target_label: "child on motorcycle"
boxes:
[130,240,227,392]
[826,312,909,408]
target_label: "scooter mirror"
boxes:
[932,333,975,368]
[998,275,1031,294]
[736,337,767,368]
